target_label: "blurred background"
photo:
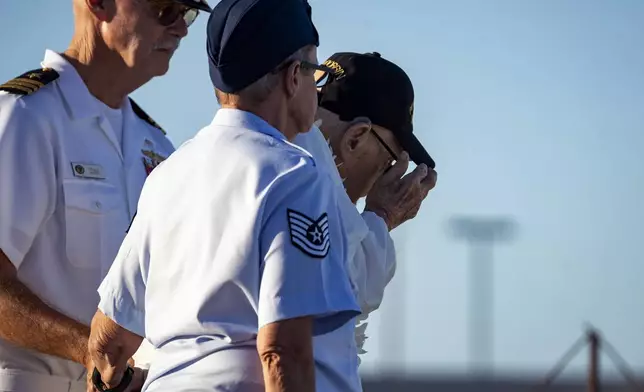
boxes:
[1,0,643,390]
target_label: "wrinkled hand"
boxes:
[86,357,146,392]
[364,152,437,231]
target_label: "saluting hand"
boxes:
[364,152,437,231]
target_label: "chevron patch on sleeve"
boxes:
[287,209,330,258]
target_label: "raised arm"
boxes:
[349,211,397,316]
[359,153,437,309]
[353,154,436,353]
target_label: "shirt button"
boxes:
[95,201,102,210]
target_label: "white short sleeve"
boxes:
[97,213,147,337]
[0,98,56,268]
[258,161,360,336]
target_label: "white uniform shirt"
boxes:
[131,124,398,377]
[98,109,361,392]
[0,50,174,392]
[293,126,397,357]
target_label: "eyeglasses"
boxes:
[300,61,335,75]
[370,128,398,162]
[272,60,335,76]
[147,0,202,27]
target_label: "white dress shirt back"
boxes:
[98,109,361,392]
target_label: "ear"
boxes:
[282,60,302,100]
[85,0,111,21]
[339,119,371,155]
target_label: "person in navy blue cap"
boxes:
[86,0,363,391]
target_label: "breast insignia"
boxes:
[0,67,60,96]
[129,98,166,135]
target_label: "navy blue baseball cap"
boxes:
[206,0,320,93]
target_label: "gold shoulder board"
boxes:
[0,67,59,96]
[129,98,166,135]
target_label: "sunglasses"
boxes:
[147,0,202,27]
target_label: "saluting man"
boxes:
[130,52,440,383]
[294,51,438,363]
[0,1,210,391]
[86,0,364,391]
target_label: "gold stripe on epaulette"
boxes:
[15,78,45,88]
[0,84,33,94]
[0,67,59,96]
[5,79,42,90]
[2,80,36,90]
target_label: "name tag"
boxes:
[71,162,106,180]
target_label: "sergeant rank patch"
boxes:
[287,209,330,258]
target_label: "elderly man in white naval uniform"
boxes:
[0,1,210,391]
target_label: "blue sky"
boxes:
[1,0,643,381]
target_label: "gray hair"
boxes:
[215,46,311,106]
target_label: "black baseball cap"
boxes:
[318,52,435,169]
[176,0,212,12]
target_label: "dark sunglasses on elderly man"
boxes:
[147,0,212,27]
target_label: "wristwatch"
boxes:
[91,366,134,392]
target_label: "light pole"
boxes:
[448,215,517,377]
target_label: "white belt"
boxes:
[0,370,85,392]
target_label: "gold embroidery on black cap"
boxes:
[0,67,59,96]
[322,60,346,79]
[129,98,166,135]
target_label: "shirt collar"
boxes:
[211,108,315,159]
[41,49,128,120]
[211,108,287,141]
